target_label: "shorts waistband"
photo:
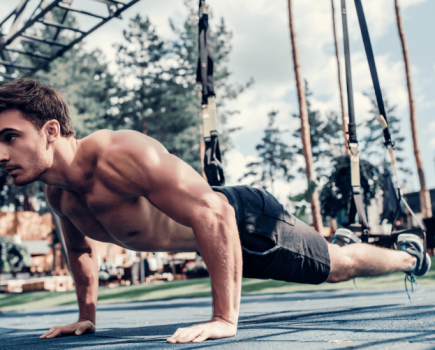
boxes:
[211,186,243,232]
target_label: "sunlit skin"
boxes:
[0,110,417,343]
[0,109,241,343]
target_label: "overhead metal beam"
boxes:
[0,0,141,82]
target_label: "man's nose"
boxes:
[0,146,9,163]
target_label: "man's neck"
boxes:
[39,137,83,191]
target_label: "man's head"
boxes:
[0,79,74,185]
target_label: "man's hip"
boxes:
[211,185,330,284]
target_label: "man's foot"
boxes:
[332,228,361,246]
[397,234,431,277]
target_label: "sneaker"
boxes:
[332,228,362,246]
[397,233,431,277]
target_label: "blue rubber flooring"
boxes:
[1,287,435,349]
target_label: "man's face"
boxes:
[0,109,51,186]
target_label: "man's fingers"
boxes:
[170,328,203,343]
[180,328,203,343]
[40,327,56,339]
[167,327,185,343]
[192,330,209,343]
[46,327,63,338]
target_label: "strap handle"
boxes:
[354,0,426,250]
[341,0,368,231]
[196,0,224,186]
[196,0,215,105]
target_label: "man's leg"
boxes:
[326,243,416,283]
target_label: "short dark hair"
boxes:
[0,78,75,137]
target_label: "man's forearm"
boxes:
[193,205,242,325]
[67,248,99,324]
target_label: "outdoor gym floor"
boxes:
[2,269,435,349]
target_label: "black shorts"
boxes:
[212,185,330,284]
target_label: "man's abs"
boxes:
[58,185,199,252]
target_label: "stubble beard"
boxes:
[13,148,49,186]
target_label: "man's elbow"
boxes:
[194,200,237,241]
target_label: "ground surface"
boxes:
[2,285,435,350]
[2,258,435,311]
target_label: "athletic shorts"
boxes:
[212,185,330,284]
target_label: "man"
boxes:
[0,79,429,344]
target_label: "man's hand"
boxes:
[167,317,237,343]
[40,320,96,339]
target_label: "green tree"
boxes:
[361,92,410,179]
[238,110,294,195]
[291,81,343,180]
[0,237,30,273]
[91,0,251,173]
[0,10,116,213]
[319,155,382,222]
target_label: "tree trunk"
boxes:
[394,0,432,218]
[331,0,350,156]
[287,0,324,233]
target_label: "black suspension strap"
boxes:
[341,0,369,239]
[197,0,225,186]
[354,0,393,148]
[353,0,427,259]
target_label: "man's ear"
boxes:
[44,120,61,143]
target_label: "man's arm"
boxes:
[100,131,243,343]
[41,188,98,339]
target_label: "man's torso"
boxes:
[48,130,229,252]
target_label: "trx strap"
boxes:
[197,0,225,186]
[353,0,427,252]
[341,0,369,240]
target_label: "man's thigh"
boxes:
[232,186,331,284]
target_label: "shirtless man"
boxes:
[0,79,430,344]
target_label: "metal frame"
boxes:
[0,0,140,81]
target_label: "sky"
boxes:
[1,0,434,204]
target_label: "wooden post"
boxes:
[288,0,324,233]
[394,0,432,218]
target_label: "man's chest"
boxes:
[60,182,157,245]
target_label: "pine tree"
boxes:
[91,1,251,173]
[319,155,382,221]
[0,10,116,213]
[291,82,343,180]
[360,92,410,179]
[238,110,294,195]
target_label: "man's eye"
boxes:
[5,135,16,142]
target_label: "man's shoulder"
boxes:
[80,129,113,151]
[94,130,168,164]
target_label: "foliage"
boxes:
[288,180,317,223]
[291,81,343,180]
[90,0,251,173]
[360,92,410,180]
[0,237,30,273]
[319,155,383,221]
[238,110,294,194]
[0,10,115,213]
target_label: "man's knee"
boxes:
[326,243,357,283]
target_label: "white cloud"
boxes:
[1,0,432,191]
[225,150,257,186]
